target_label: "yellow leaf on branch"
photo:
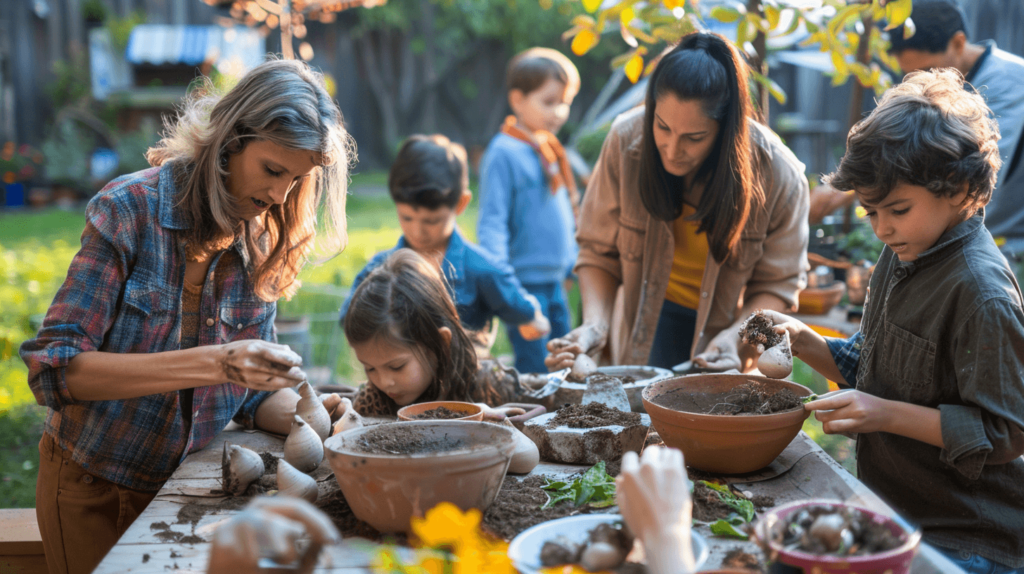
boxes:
[624,53,644,83]
[662,0,685,10]
[582,0,602,13]
[572,29,599,56]
[884,0,913,30]
[619,7,634,25]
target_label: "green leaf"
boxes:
[540,462,617,509]
[542,489,576,510]
[581,461,610,486]
[803,394,819,404]
[699,481,755,522]
[710,519,750,539]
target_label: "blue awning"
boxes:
[125,24,265,70]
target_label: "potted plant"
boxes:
[1,142,45,207]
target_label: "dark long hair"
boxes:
[637,32,766,263]
[342,249,479,406]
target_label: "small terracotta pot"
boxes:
[396,401,484,422]
[641,373,812,474]
[753,499,921,574]
[797,282,846,315]
[324,421,515,533]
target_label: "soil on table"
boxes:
[740,311,784,349]
[546,402,642,429]
[722,548,764,572]
[411,406,468,420]
[482,475,599,541]
[652,381,803,416]
[259,451,279,474]
[353,426,470,455]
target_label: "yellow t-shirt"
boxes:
[665,203,708,310]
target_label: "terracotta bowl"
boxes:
[553,365,674,412]
[754,499,922,574]
[324,421,515,533]
[641,373,812,474]
[396,401,484,422]
[797,281,846,315]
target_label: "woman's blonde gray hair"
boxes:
[147,58,355,301]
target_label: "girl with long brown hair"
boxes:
[343,248,538,416]
[20,58,354,574]
[545,32,809,371]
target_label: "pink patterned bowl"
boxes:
[753,499,921,574]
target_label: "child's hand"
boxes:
[805,389,890,435]
[475,403,525,421]
[207,496,340,574]
[616,447,696,574]
[518,312,551,341]
[745,310,812,358]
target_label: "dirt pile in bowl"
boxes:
[653,381,802,416]
[353,425,474,455]
[546,402,642,429]
[410,406,468,420]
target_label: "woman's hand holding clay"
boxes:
[543,323,609,372]
[616,447,695,574]
[207,496,340,574]
[218,341,307,391]
[691,329,742,372]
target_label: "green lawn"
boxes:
[0,180,853,509]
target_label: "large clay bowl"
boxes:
[396,401,484,422]
[641,373,812,474]
[754,499,921,574]
[554,365,674,412]
[324,421,515,533]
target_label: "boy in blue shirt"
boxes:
[477,47,580,373]
[755,70,1024,573]
[341,134,550,356]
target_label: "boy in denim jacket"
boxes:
[758,70,1024,572]
[477,48,580,373]
[341,135,549,356]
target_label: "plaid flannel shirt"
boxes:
[19,163,276,491]
[824,330,863,387]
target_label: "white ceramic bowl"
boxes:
[507,513,708,574]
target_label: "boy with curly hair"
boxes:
[759,69,1024,573]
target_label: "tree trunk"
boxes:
[843,13,874,232]
[356,32,402,155]
[747,0,769,121]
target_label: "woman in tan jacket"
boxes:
[546,32,809,371]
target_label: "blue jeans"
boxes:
[506,281,571,373]
[647,299,698,369]
[935,546,1022,574]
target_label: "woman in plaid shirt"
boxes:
[19,59,355,574]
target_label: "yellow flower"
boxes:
[619,7,634,25]
[412,502,482,549]
[855,206,867,219]
[662,0,685,10]
[582,0,602,13]
[571,29,599,56]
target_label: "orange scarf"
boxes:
[500,116,580,222]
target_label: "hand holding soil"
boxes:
[544,323,609,372]
[207,496,340,574]
[616,447,696,574]
[218,340,307,391]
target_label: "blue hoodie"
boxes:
[477,132,577,285]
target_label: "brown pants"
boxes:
[35,434,157,574]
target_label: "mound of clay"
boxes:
[547,402,642,429]
[740,310,784,349]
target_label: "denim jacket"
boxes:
[340,228,537,331]
[827,212,1024,566]
[20,163,275,491]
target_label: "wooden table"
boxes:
[93,427,964,573]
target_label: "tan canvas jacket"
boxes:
[576,107,809,365]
